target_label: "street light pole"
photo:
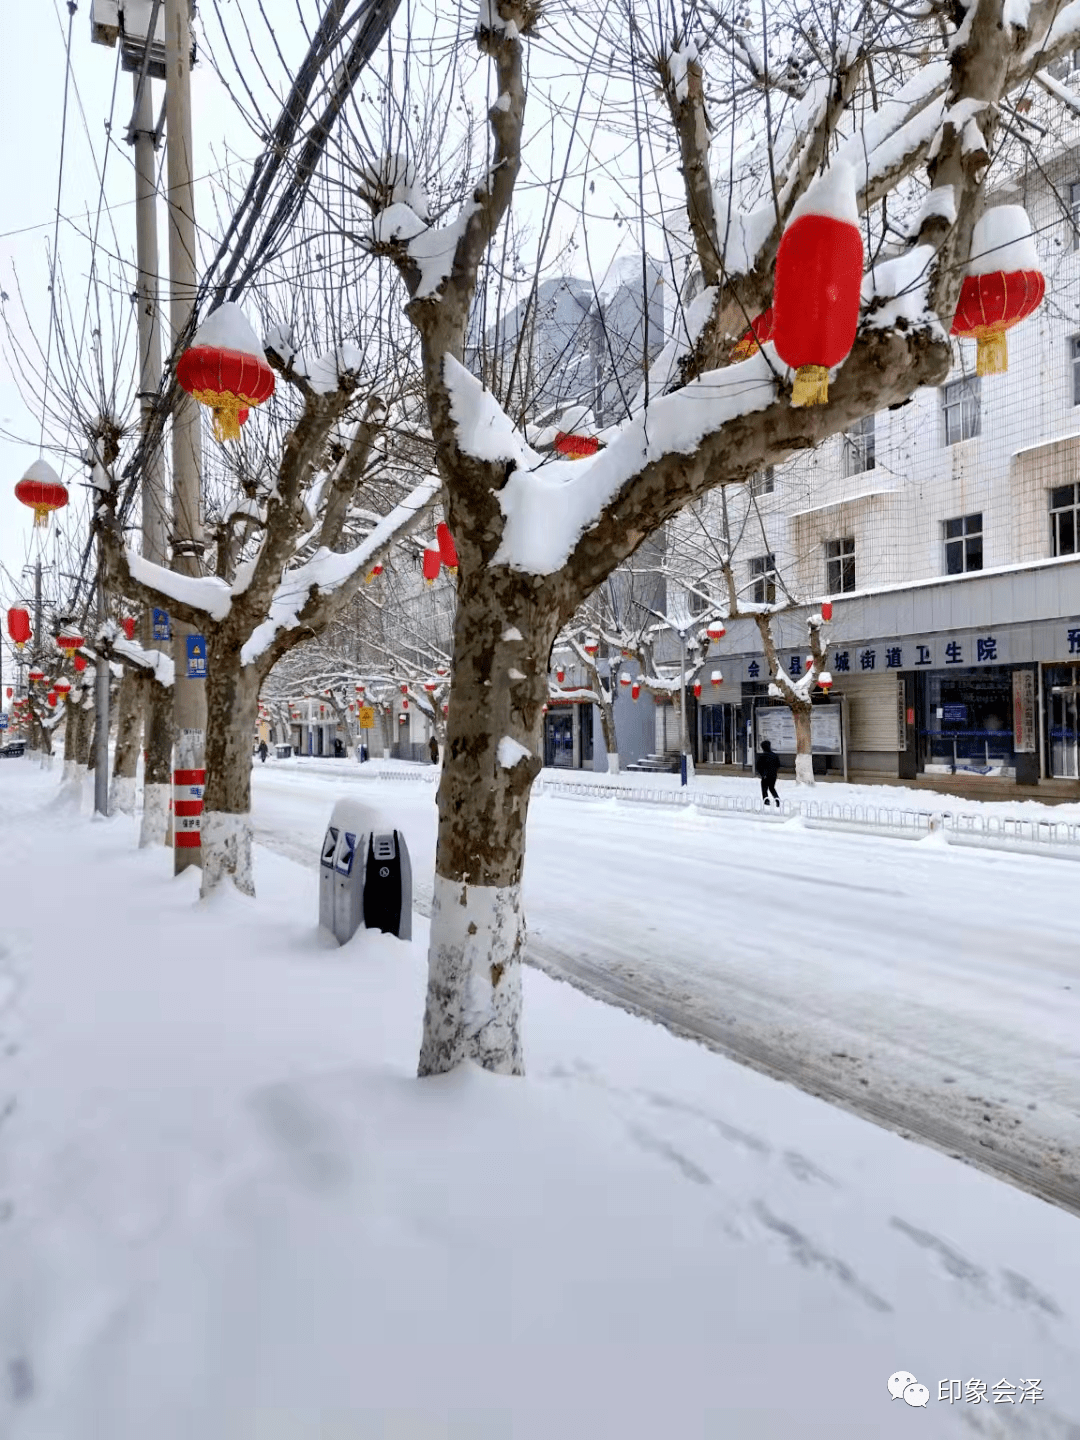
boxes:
[678,627,688,787]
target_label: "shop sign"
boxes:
[831,633,1011,672]
[755,704,842,755]
[897,679,907,751]
[1013,670,1036,753]
[357,705,375,730]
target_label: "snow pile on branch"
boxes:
[307,345,366,395]
[667,37,699,103]
[410,201,482,300]
[127,553,234,621]
[862,245,938,332]
[477,0,519,37]
[966,206,1038,276]
[786,159,859,227]
[191,302,263,355]
[444,350,777,576]
[713,193,776,276]
[96,620,175,687]
[263,323,303,370]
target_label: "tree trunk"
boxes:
[200,646,260,898]
[792,703,814,786]
[418,580,552,1078]
[110,670,143,814]
[597,691,619,773]
[141,680,174,847]
[75,701,93,767]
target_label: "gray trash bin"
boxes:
[319,798,412,945]
[319,823,339,934]
[276,744,293,758]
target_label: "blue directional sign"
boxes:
[186,634,207,679]
[0,715,8,730]
[152,608,171,641]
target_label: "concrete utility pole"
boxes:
[164,0,206,873]
[94,565,110,814]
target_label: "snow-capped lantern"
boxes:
[706,620,726,643]
[57,633,84,655]
[818,671,834,693]
[436,665,448,677]
[424,679,438,693]
[730,307,774,362]
[710,669,723,688]
[821,601,833,622]
[693,679,702,699]
[436,523,458,574]
[773,162,863,407]
[176,303,276,443]
[364,563,383,584]
[73,654,87,673]
[555,666,565,684]
[621,648,633,659]
[398,712,408,724]
[401,698,409,711]
[584,637,599,656]
[7,608,31,650]
[28,668,44,685]
[15,459,69,529]
[399,683,409,695]
[46,691,57,708]
[805,655,814,671]
[422,548,441,586]
[121,616,136,641]
[950,207,1044,377]
[54,678,71,699]
[631,681,641,702]
[553,432,599,459]
[619,672,632,688]
[355,683,365,696]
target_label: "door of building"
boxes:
[544,711,574,768]
[1048,666,1080,779]
[699,704,725,763]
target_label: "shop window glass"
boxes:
[825,537,856,594]
[749,553,776,604]
[944,513,983,574]
[921,666,1015,775]
[842,414,875,476]
[1051,483,1079,555]
[942,377,981,445]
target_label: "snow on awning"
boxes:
[789,487,898,520]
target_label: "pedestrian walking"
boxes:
[258,740,269,763]
[756,738,780,805]
[428,734,440,765]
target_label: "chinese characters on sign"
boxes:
[1069,627,1080,655]
[788,655,802,678]
[1012,669,1036,752]
[938,1379,1042,1405]
[916,644,932,665]
[834,651,850,672]
[152,608,171,641]
[860,648,876,671]
[747,660,760,679]
[185,635,207,680]
[885,646,902,668]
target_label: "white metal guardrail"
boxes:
[532,778,1080,856]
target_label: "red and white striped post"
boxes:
[173,767,205,853]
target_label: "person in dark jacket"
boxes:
[258,740,269,763]
[428,734,440,765]
[756,738,780,805]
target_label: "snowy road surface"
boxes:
[252,762,1080,1213]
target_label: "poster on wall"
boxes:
[1013,669,1036,753]
[754,705,842,754]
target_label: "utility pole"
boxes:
[94,563,110,814]
[131,63,174,846]
[678,627,688,787]
[165,0,206,872]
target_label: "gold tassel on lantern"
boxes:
[192,389,246,442]
[790,365,830,408]
[975,331,1008,377]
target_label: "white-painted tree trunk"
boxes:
[110,773,137,815]
[140,782,171,847]
[606,753,620,775]
[418,875,524,1075]
[200,811,255,898]
[794,751,815,785]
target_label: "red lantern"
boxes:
[400,683,409,695]
[805,656,813,671]
[619,672,632,688]
[710,669,723,688]
[73,654,87,673]
[15,459,68,528]
[821,601,833,622]
[47,691,57,707]
[553,432,599,459]
[424,680,438,693]
[436,665,449,677]
[818,672,834,693]
[773,164,863,407]
[401,699,409,711]
[54,678,71,697]
[631,681,641,702]
[57,634,84,655]
[693,680,702,698]
[176,304,275,442]
[442,703,449,716]
[355,683,365,695]
[706,620,726,643]
[584,638,599,656]
[398,712,408,724]
[556,666,565,684]
[950,209,1044,376]
[730,307,774,362]
[436,523,458,573]
[365,563,383,584]
[4,687,11,698]
[28,668,44,684]
[422,548,441,586]
[122,617,136,641]
[7,608,31,650]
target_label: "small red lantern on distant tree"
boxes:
[818,672,834,693]
[619,672,632,688]
[400,683,409,695]
[47,691,57,708]
[176,303,275,443]
[950,207,1044,376]
[15,459,69,528]
[122,617,136,641]
[554,432,600,459]
[424,680,438,693]
[710,669,723,688]
[73,654,87,673]
[28,668,44,684]
[54,678,71,698]
[631,681,641,702]
[7,608,31,651]
[422,548,441,586]
[693,679,702,698]
[584,637,599,656]
[442,703,449,716]
[436,523,458,574]
[556,666,565,684]
[805,656,814,671]
[773,163,863,407]
[730,307,775,362]
[821,601,833,622]
[706,620,726,643]
[436,665,448,677]
[57,633,84,655]
[398,712,408,724]
[401,698,409,711]
[365,563,383,584]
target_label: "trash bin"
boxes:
[319,823,339,934]
[318,798,412,945]
[276,744,293,759]
[363,830,412,941]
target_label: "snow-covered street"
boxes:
[2,758,1080,1438]
[252,761,1080,1210]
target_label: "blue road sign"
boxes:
[186,634,207,679]
[152,608,171,641]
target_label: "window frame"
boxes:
[942,376,981,446]
[1051,483,1080,557]
[1071,335,1080,405]
[841,414,876,477]
[1071,182,1080,253]
[943,512,984,574]
[748,553,777,605]
[825,536,856,595]
[749,465,775,497]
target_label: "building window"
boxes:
[749,553,776,604]
[749,466,774,496]
[942,376,981,445]
[1071,182,1080,252]
[1051,483,1080,556]
[1071,336,1080,404]
[944,513,983,573]
[842,414,875,476]
[686,588,708,615]
[825,537,856,594]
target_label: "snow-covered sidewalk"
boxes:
[1,760,1078,1437]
